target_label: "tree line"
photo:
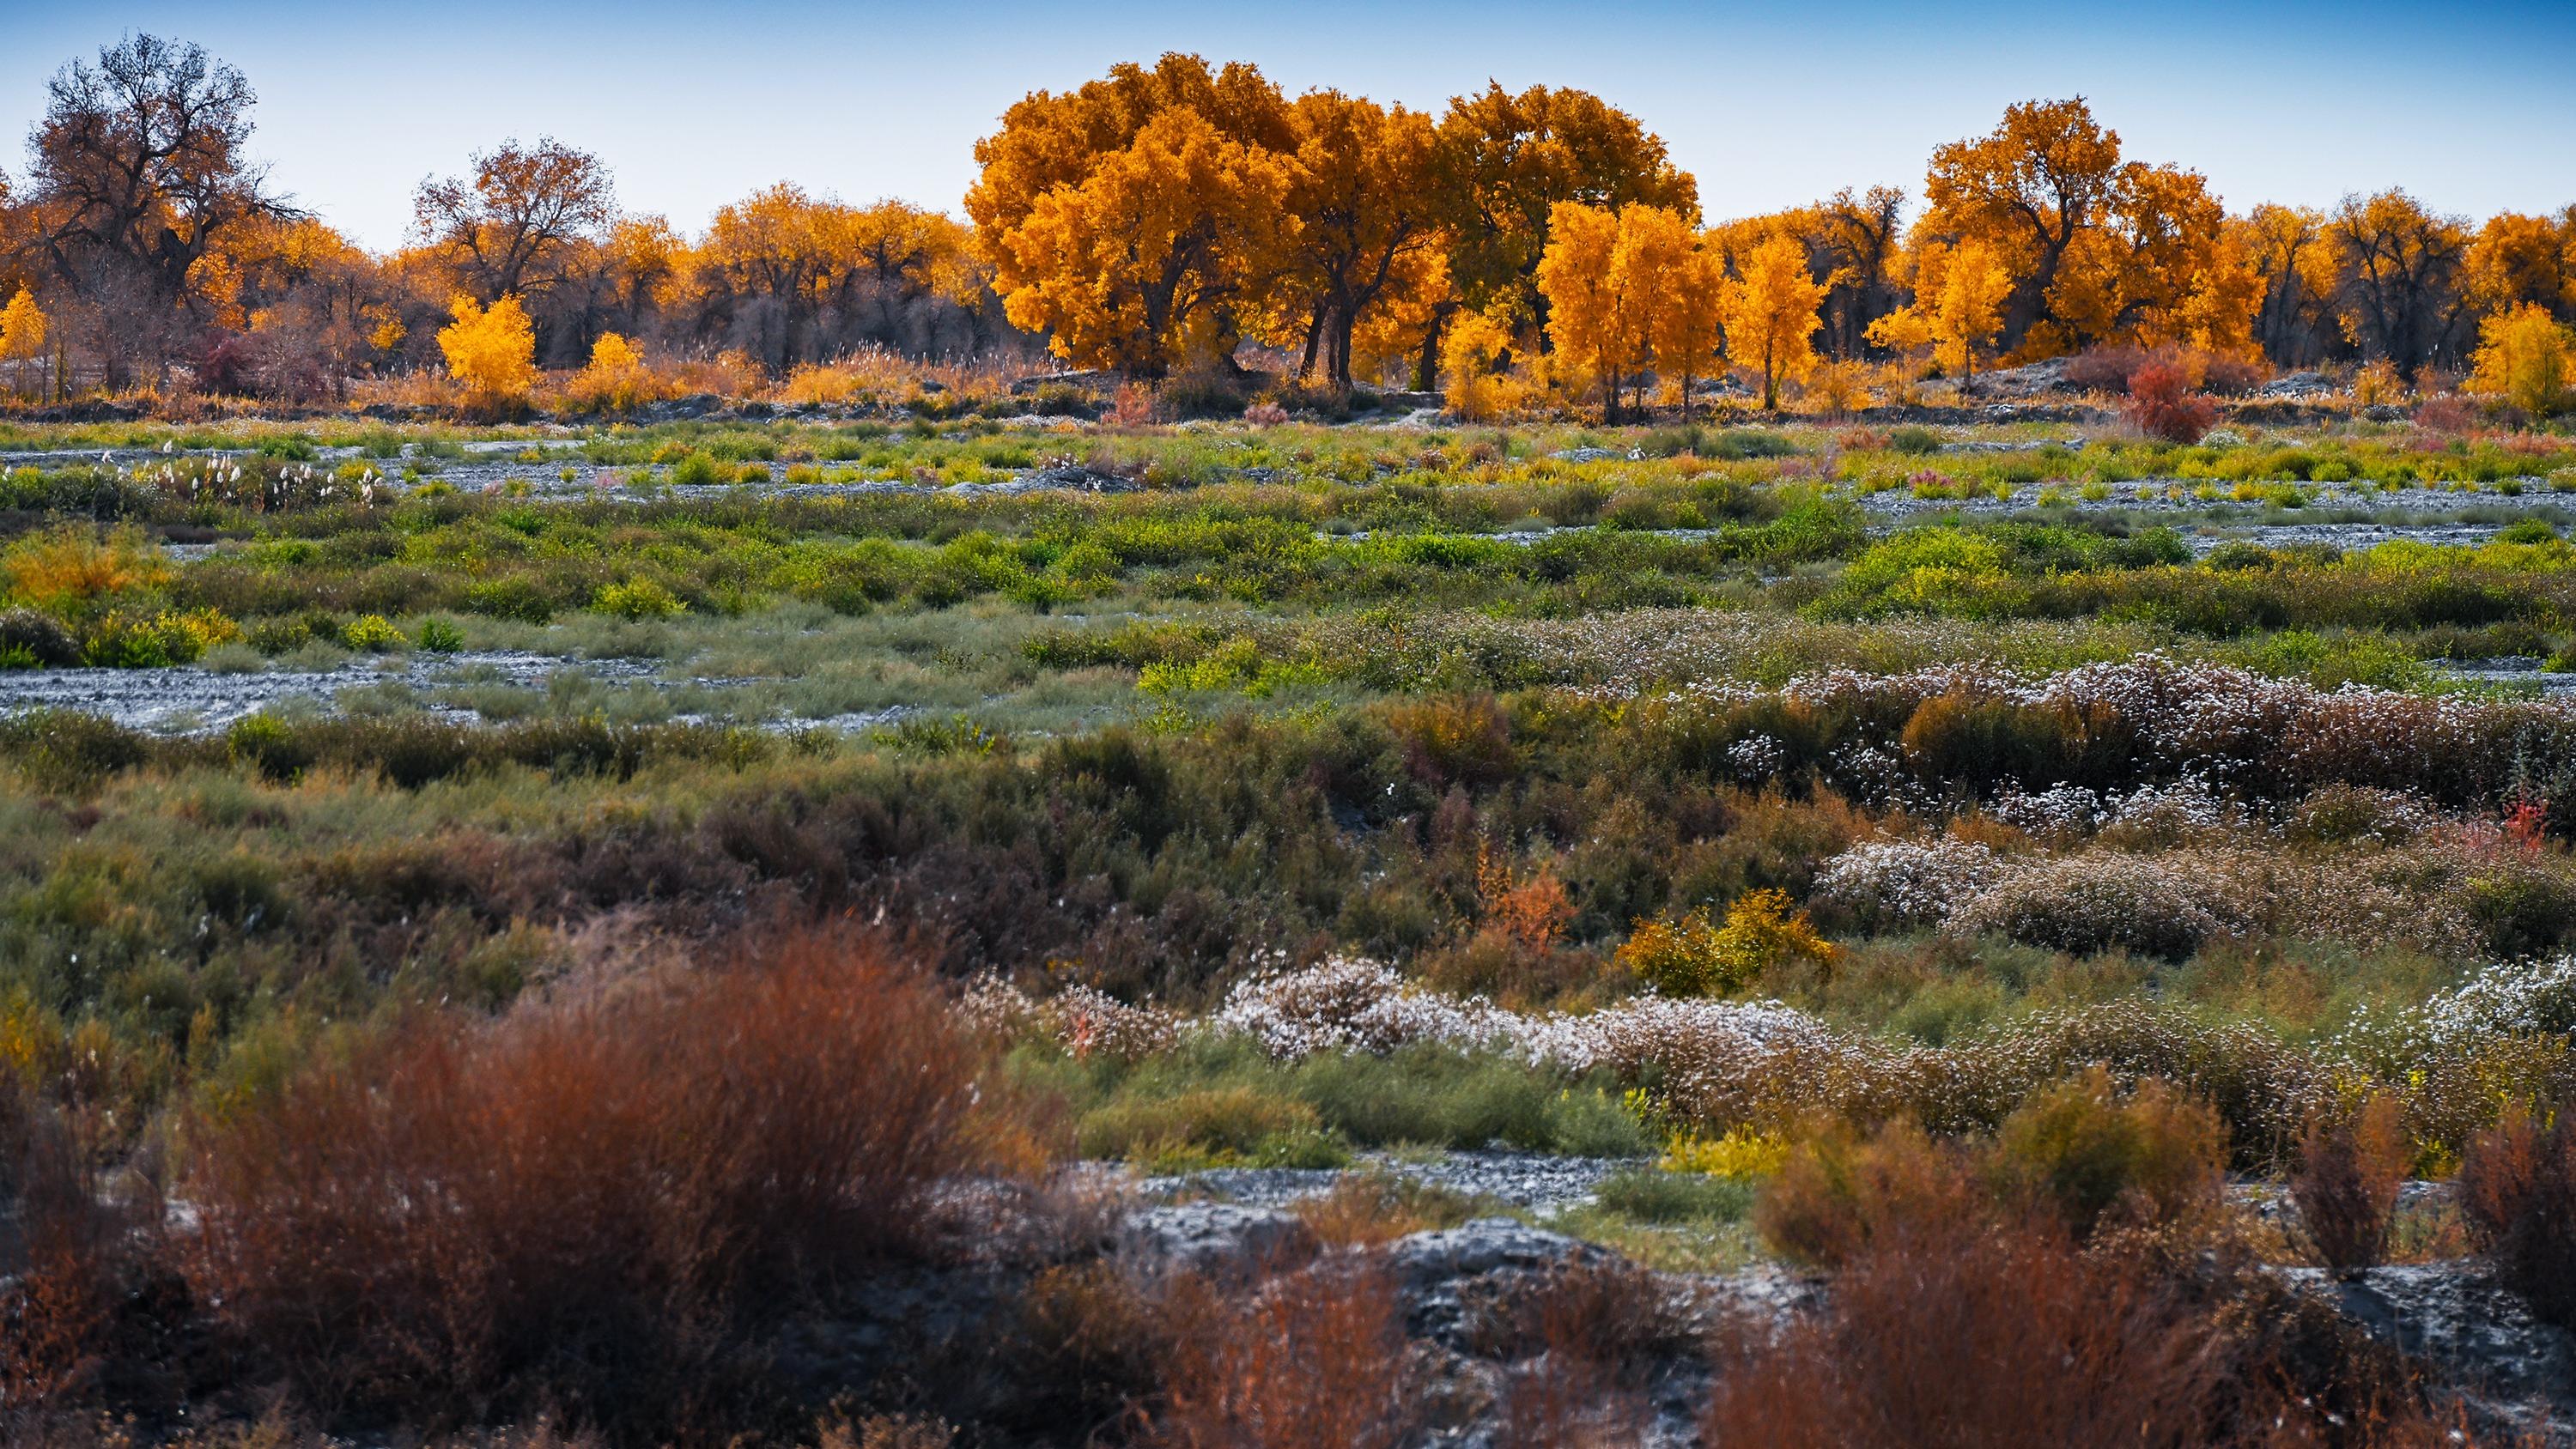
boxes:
[0,35,1004,401]
[0,35,2569,408]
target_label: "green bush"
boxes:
[1075,1085,1347,1169]
[0,608,81,668]
[1989,1069,2227,1237]
[1593,1167,1758,1224]
[667,451,722,487]
[592,578,686,620]
[416,616,465,652]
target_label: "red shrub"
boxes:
[179,930,1008,1427]
[2458,1103,2576,1329]
[1151,1260,1419,1449]
[1,1088,119,1408]
[2292,1094,2410,1276]
[2126,362,2221,444]
[2411,395,2481,435]
[1706,1208,2233,1448]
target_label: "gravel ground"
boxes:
[0,650,665,732]
[1139,1149,1647,1213]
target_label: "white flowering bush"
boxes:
[2348,955,2576,1064]
[1813,838,2002,930]
[1213,956,1516,1058]
[1947,852,2246,959]
[955,975,1182,1058]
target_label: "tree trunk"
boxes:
[1414,308,1449,394]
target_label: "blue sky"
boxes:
[4,0,2571,252]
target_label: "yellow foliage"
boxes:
[1917,98,2258,360]
[1535,201,1717,419]
[1662,1126,1792,1181]
[563,330,665,413]
[3,527,172,616]
[2352,359,2407,407]
[1440,309,1517,421]
[0,286,48,360]
[436,294,538,407]
[2466,210,2576,315]
[1616,888,1837,997]
[1266,90,1449,391]
[1719,234,1828,409]
[2470,303,2574,415]
[1804,358,1874,415]
[999,107,1296,374]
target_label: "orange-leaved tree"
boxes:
[1917,97,2257,361]
[968,54,1297,377]
[1534,202,1636,421]
[2466,209,2576,321]
[1429,82,1698,383]
[1654,231,1726,421]
[2328,189,2472,382]
[1866,238,2012,385]
[997,106,1296,376]
[1721,234,1829,409]
[1267,90,1449,392]
[437,294,537,410]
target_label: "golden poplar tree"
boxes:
[1534,201,1632,420]
[0,287,48,397]
[1932,239,2014,381]
[1719,234,1827,409]
[997,107,1296,375]
[1268,91,1447,392]
[1654,236,1726,420]
[2470,303,2573,415]
[437,294,538,409]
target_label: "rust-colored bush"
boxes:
[0,1087,137,1410]
[178,929,1010,1428]
[2458,1102,2576,1328]
[2065,343,2152,395]
[2126,361,2221,444]
[1753,1119,1990,1269]
[1705,1212,2228,1449]
[2411,394,2481,435]
[2291,1094,2409,1276]
[1473,1255,1694,1445]
[1151,1259,1418,1449]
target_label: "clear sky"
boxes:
[4,0,2571,252]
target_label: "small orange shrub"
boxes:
[1704,1211,2233,1449]
[1475,840,1574,952]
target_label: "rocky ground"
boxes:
[1096,1159,2576,1445]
